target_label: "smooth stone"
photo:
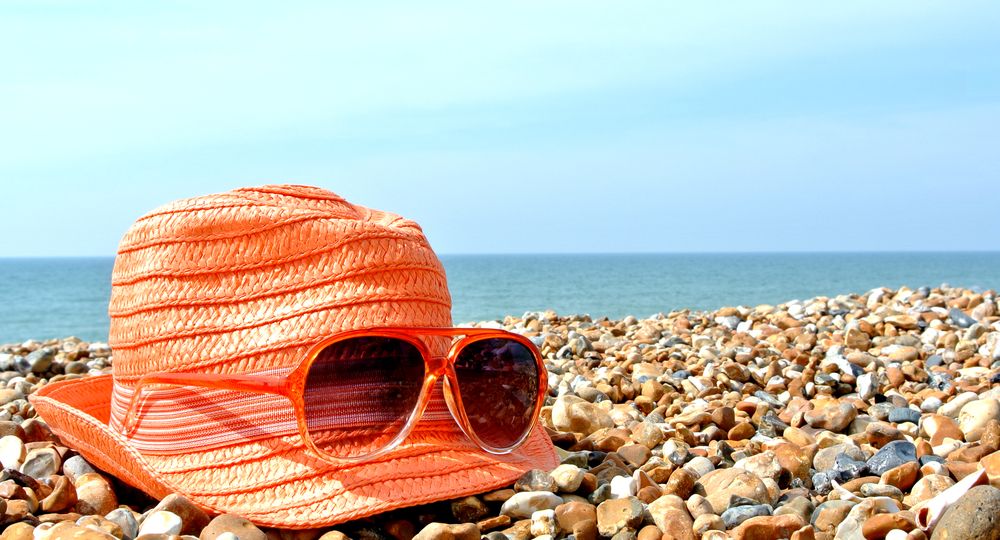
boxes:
[905,474,955,507]
[722,504,772,529]
[500,491,563,519]
[730,515,806,540]
[804,403,858,433]
[888,408,921,425]
[136,511,182,537]
[693,514,724,535]
[199,514,266,540]
[861,513,916,539]
[814,443,867,472]
[697,468,770,514]
[75,516,123,539]
[104,509,139,540]
[62,456,97,484]
[40,476,77,513]
[152,494,210,536]
[554,501,597,532]
[867,441,917,476]
[19,447,61,479]
[552,396,614,436]
[940,393,979,418]
[595,497,644,537]
[550,464,585,493]
[1,522,36,540]
[0,435,26,469]
[530,509,557,537]
[609,475,636,499]
[929,485,1000,540]
[412,523,479,540]
[35,522,117,540]
[74,473,118,516]
[958,399,1000,442]
[647,496,695,540]
[811,500,856,534]
[514,469,557,493]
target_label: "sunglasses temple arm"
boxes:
[120,372,288,436]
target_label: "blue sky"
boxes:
[2,1,999,256]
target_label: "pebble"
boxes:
[412,522,479,540]
[137,511,183,537]
[74,473,118,516]
[730,514,806,540]
[697,468,770,514]
[62,455,97,483]
[499,491,563,518]
[0,435,26,469]
[650,505,695,540]
[958,399,1000,442]
[867,440,917,476]
[529,509,556,537]
[930,485,1000,540]
[19,447,61,479]
[514,469,556,492]
[103,508,141,540]
[595,497,644,537]
[199,514,266,540]
[550,464,584,492]
[722,504,772,529]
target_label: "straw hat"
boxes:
[30,184,558,528]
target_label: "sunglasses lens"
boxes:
[303,336,425,459]
[454,338,539,450]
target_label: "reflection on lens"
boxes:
[303,336,424,459]
[454,338,538,449]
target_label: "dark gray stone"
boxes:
[866,440,917,476]
[888,408,921,424]
[722,504,772,529]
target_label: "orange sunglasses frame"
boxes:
[121,327,548,463]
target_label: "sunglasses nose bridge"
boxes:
[425,355,449,377]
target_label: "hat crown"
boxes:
[107,184,452,386]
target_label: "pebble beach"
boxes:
[1,285,1000,540]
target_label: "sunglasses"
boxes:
[120,327,547,462]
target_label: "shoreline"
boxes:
[0,285,998,539]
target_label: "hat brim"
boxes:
[30,374,559,528]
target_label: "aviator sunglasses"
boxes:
[121,327,547,462]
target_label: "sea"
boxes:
[1,253,999,344]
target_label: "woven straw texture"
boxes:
[30,184,558,528]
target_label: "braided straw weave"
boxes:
[30,185,558,528]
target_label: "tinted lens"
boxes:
[303,336,425,459]
[454,338,539,449]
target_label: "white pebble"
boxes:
[138,510,183,536]
[610,474,636,498]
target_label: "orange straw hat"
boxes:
[30,184,558,528]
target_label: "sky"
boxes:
[1,1,999,256]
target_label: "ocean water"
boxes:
[1,253,998,344]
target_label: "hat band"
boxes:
[109,376,456,455]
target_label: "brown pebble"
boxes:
[482,489,515,503]
[0,421,26,440]
[573,519,598,540]
[476,515,510,532]
[0,522,35,540]
[663,468,696,498]
[555,501,597,532]
[412,522,479,540]
[636,525,662,540]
